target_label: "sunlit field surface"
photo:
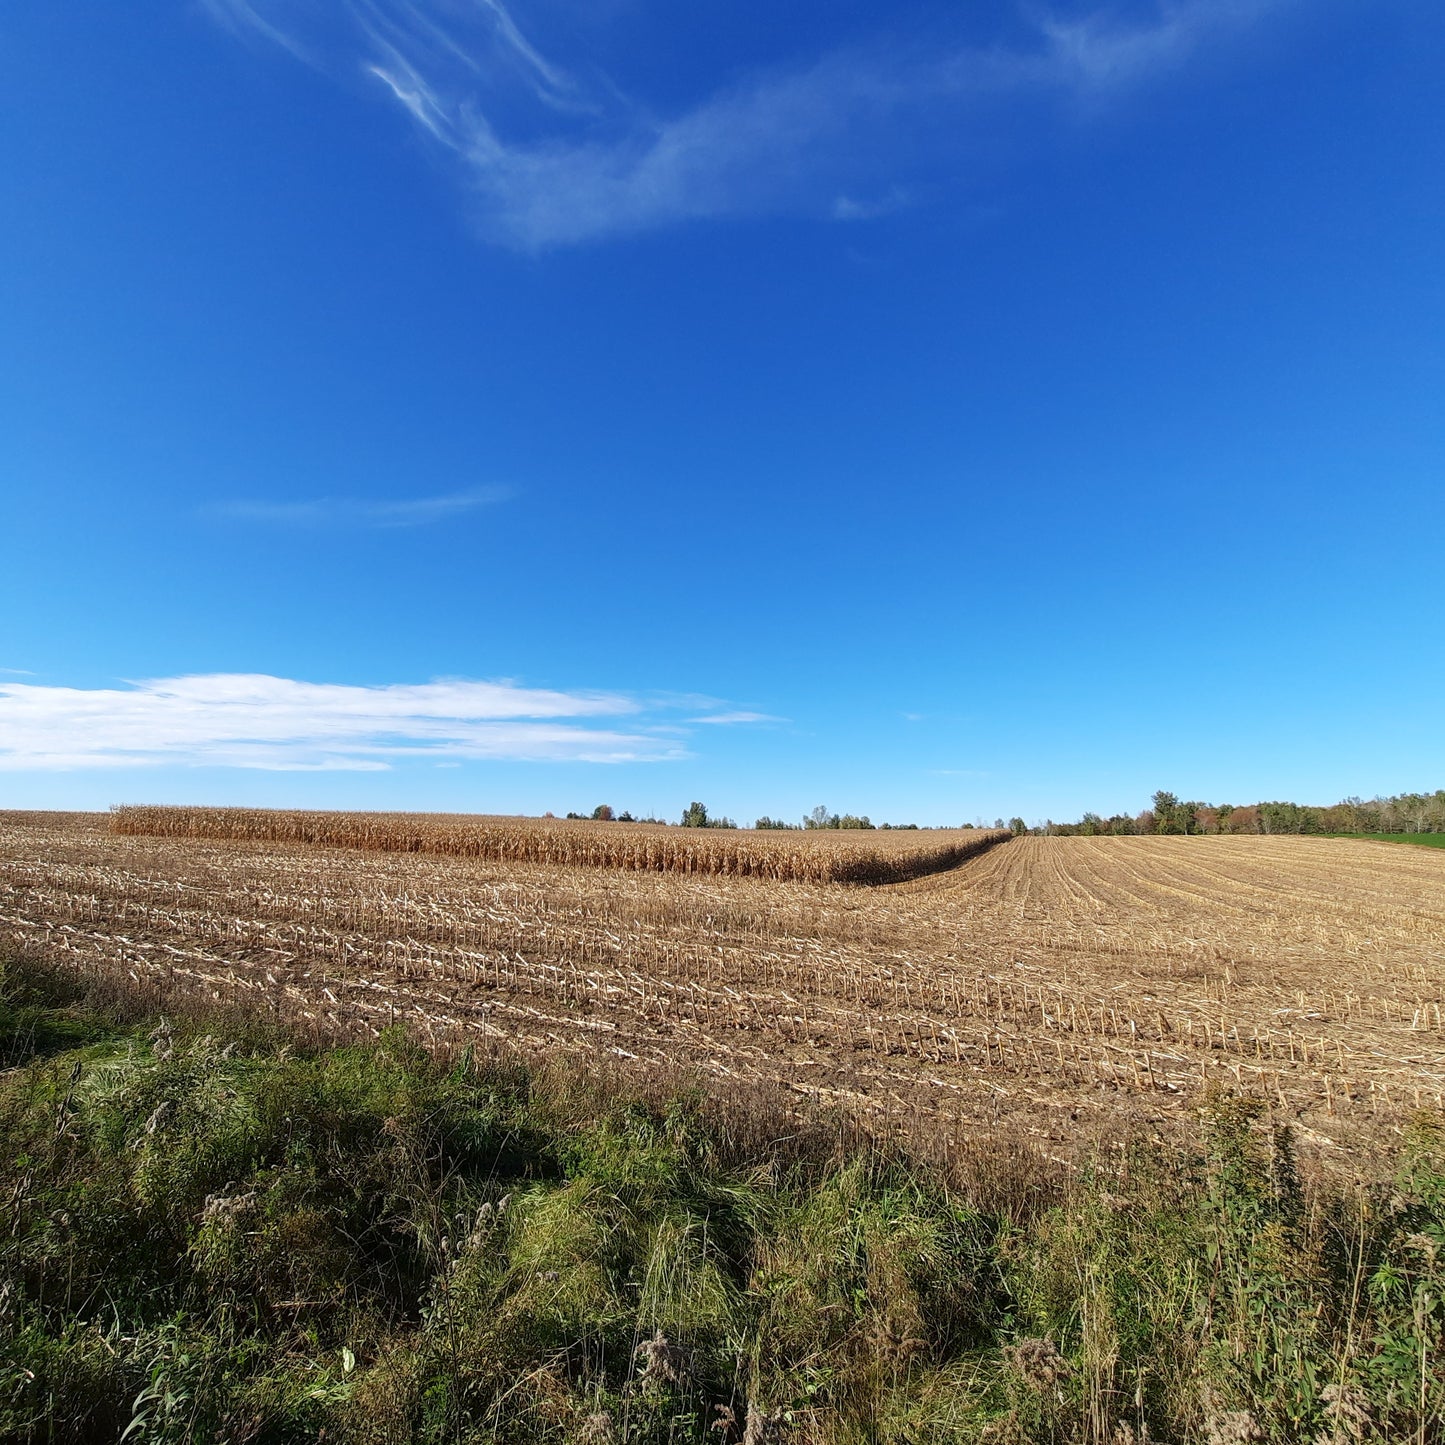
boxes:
[5,812,1444,1156]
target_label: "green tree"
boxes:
[1152,790,1181,833]
[1009,817,1027,836]
[681,801,710,828]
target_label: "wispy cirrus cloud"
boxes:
[200,0,311,63]
[201,0,1294,248]
[0,673,699,771]
[213,487,509,529]
[1033,0,1284,93]
[689,711,785,726]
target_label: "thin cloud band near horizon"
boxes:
[212,487,510,529]
[0,673,777,772]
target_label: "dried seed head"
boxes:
[1314,1381,1372,1444]
[1111,1424,1153,1445]
[577,1411,616,1444]
[978,1415,1025,1445]
[635,1328,687,1390]
[742,1400,783,1445]
[1206,1414,1263,1445]
[1404,1231,1440,1263]
[1007,1337,1070,1392]
[1201,1391,1264,1445]
[200,1187,257,1226]
[148,1019,174,1060]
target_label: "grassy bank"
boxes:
[2,952,1443,1444]
[1338,833,1445,850]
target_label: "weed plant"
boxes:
[2,953,1443,1444]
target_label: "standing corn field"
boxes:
[109,805,1009,884]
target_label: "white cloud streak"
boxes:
[0,674,687,771]
[202,0,1292,249]
[1033,0,1284,93]
[214,488,509,528]
[200,0,311,64]
[471,0,579,104]
[689,711,784,726]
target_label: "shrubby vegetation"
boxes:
[543,807,932,834]
[757,813,923,832]
[680,802,737,829]
[3,953,1445,1444]
[555,808,671,825]
[1041,788,1445,837]
[804,806,875,831]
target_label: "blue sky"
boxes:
[2,0,1442,825]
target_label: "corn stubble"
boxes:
[7,815,1445,1445]
[4,814,1445,1151]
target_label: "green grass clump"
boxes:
[1331,832,1445,849]
[2,953,1444,1444]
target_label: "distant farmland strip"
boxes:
[110,806,1010,885]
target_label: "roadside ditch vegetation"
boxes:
[2,952,1443,1444]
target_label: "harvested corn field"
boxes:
[111,805,1008,884]
[4,813,1445,1153]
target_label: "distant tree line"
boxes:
[555,802,984,832]
[803,805,874,830]
[785,806,931,831]
[1037,789,1445,837]
[560,805,667,824]
[680,801,738,829]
